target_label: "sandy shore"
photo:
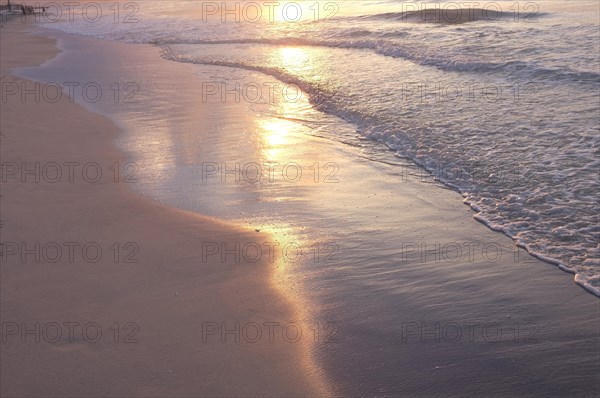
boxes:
[2,8,599,397]
[0,19,330,398]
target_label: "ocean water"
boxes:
[38,0,600,295]
[26,1,600,395]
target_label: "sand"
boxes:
[0,18,330,397]
[2,8,599,398]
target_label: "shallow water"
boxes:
[36,0,600,293]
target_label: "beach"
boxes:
[1,2,599,397]
[1,18,330,397]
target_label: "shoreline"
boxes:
[2,11,599,397]
[0,18,332,397]
[7,7,598,299]
[465,193,600,297]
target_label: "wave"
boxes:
[349,8,530,24]
[159,50,600,297]
[158,37,600,84]
[355,8,513,24]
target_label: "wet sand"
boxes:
[0,18,330,398]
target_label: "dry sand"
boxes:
[0,19,330,397]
